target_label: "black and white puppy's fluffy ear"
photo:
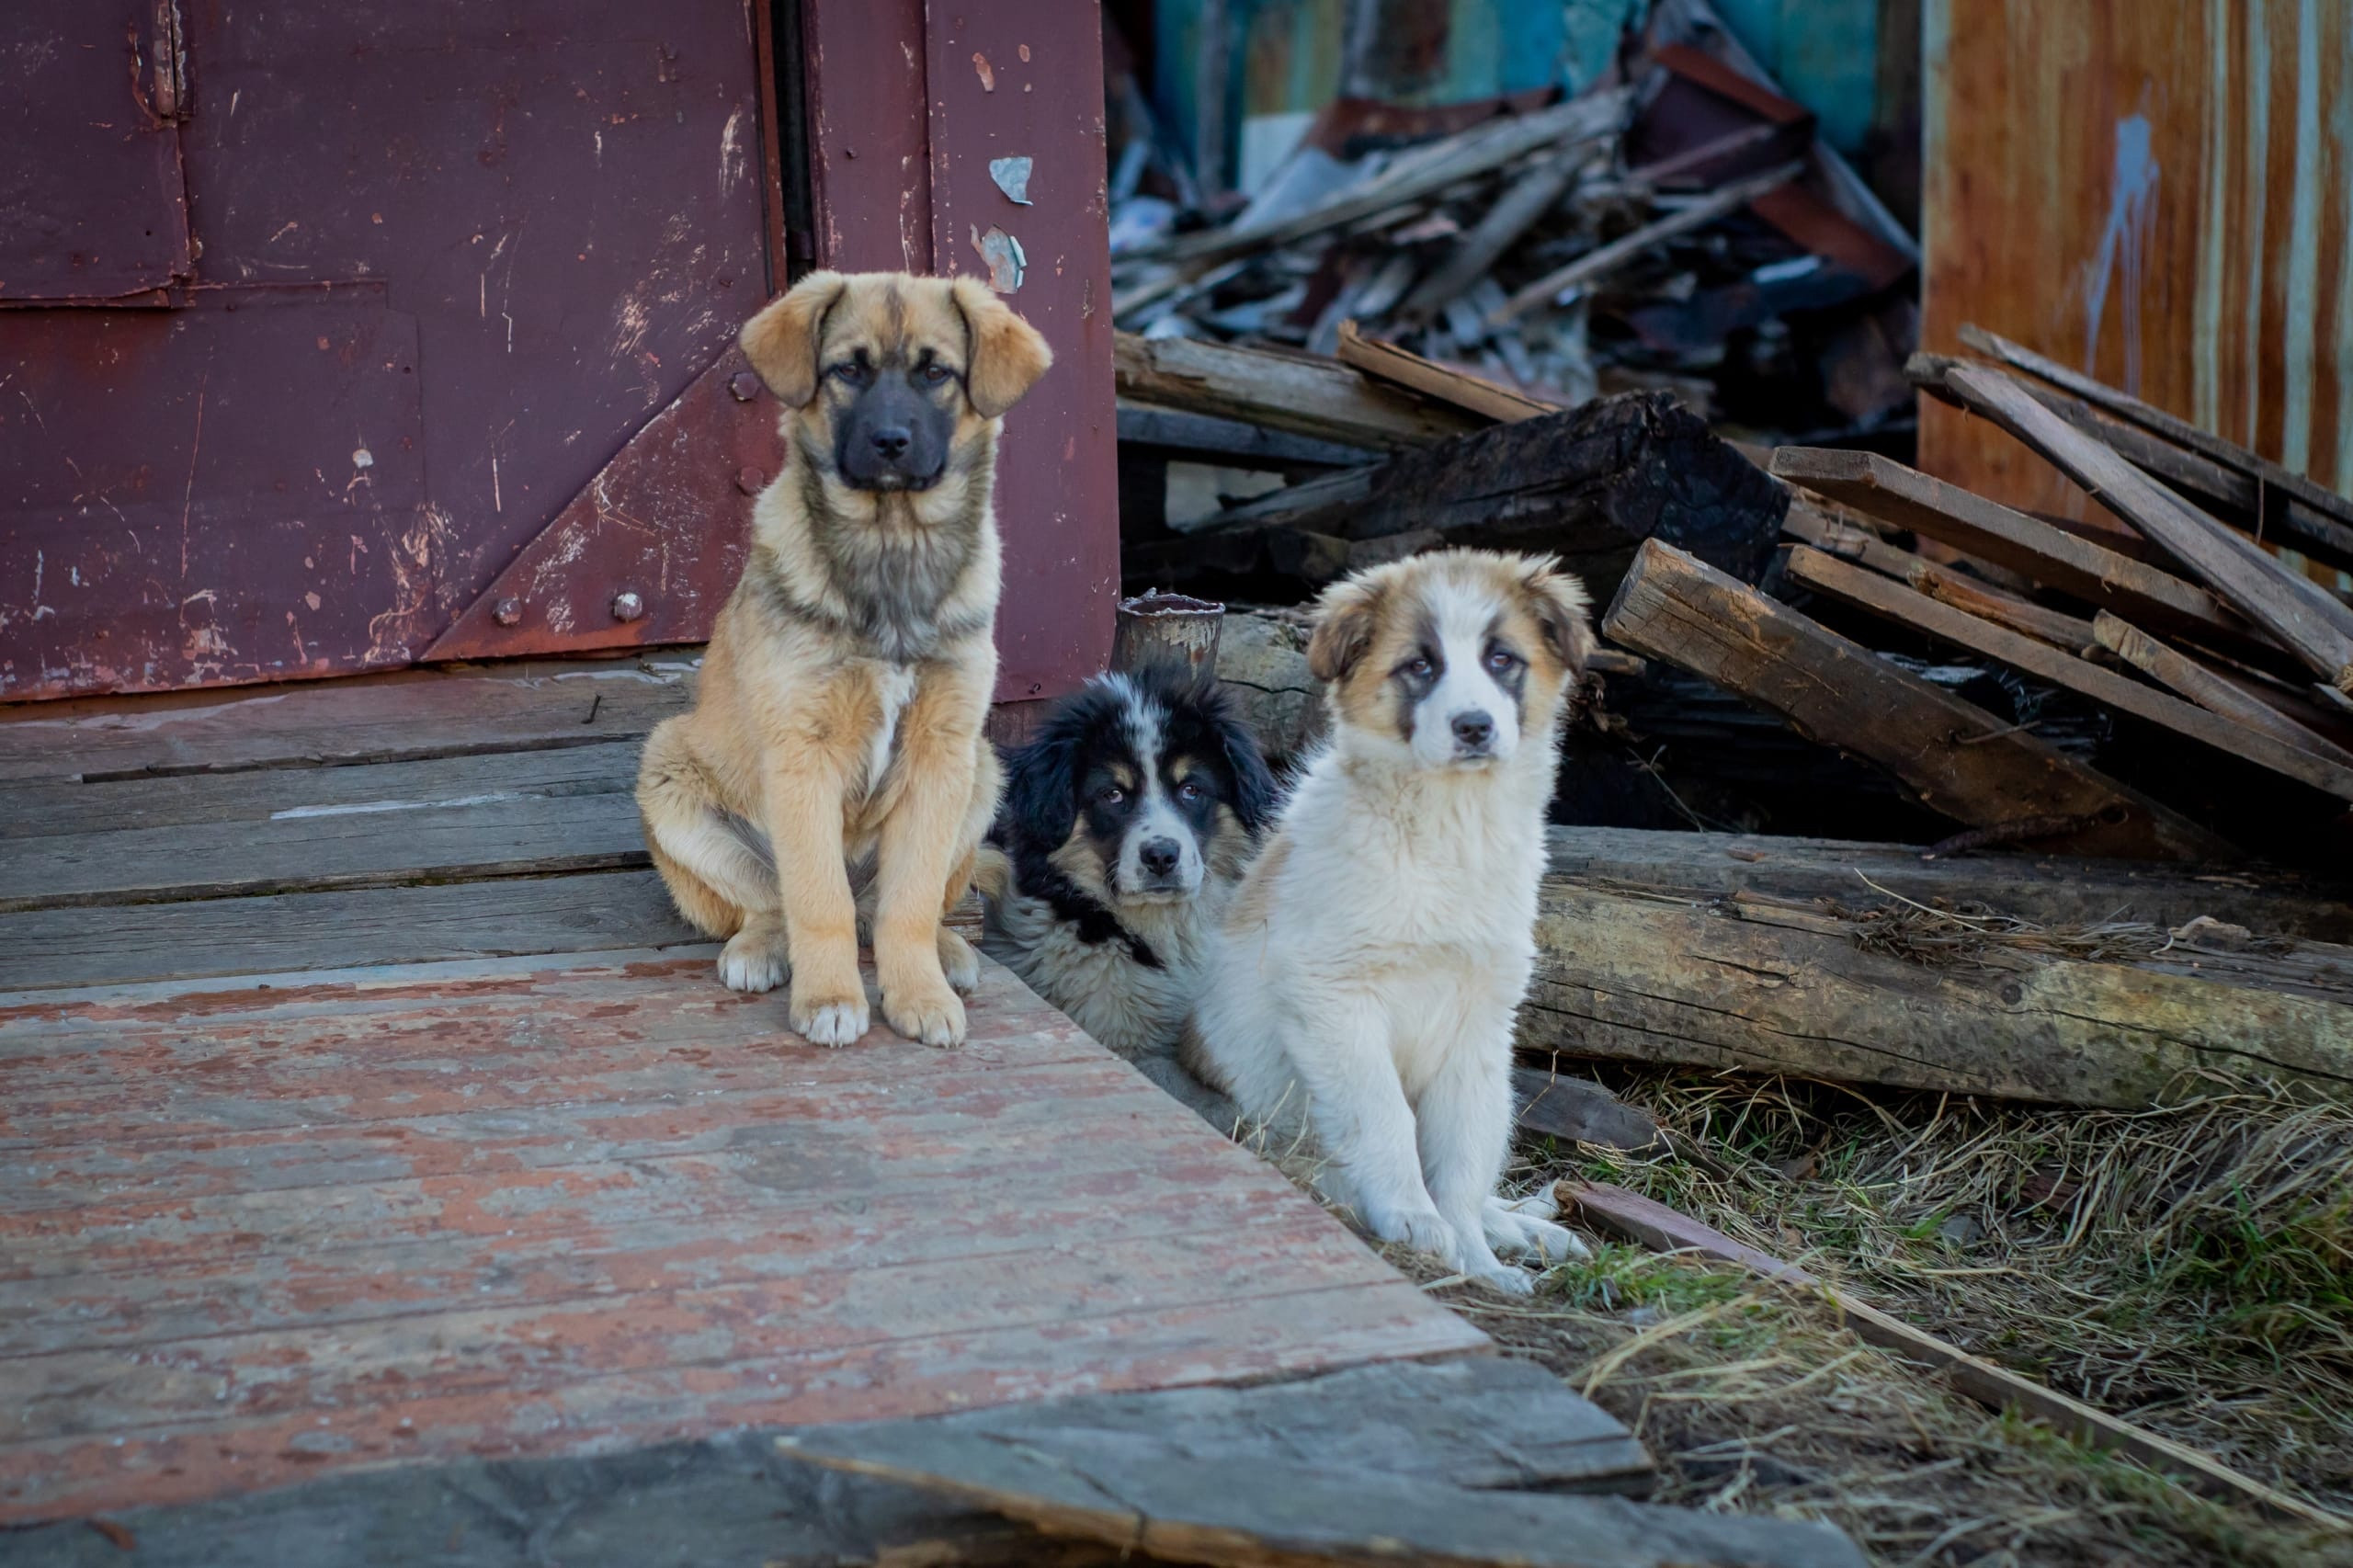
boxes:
[998,722,1082,852]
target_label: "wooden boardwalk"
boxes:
[0,658,1489,1528]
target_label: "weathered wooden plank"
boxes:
[2,1281,1479,1526]
[1566,1179,2353,1535]
[779,1422,1865,1568]
[1771,448,2256,650]
[0,1361,1648,1568]
[1513,1068,1662,1150]
[0,739,643,839]
[1599,540,2234,861]
[1542,825,2353,941]
[1960,324,2353,559]
[0,961,1097,1164]
[1788,545,2353,802]
[0,1156,1327,1356]
[0,869,698,991]
[1521,881,2353,1108]
[1333,320,1560,423]
[0,952,1488,1523]
[1918,359,2353,689]
[1112,333,1480,451]
[3,788,647,911]
[2091,615,2353,771]
[0,658,695,783]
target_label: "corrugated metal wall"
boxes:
[1922,0,2353,548]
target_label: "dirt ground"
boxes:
[1393,1067,2353,1567]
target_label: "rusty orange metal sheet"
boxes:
[1921,1,2353,528]
[0,955,1485,1522]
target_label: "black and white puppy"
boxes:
[975,665,1275,1062]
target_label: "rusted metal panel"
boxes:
[421,351,779,660]
[0,290,428,698]
[1921,1,2353,531]
[0,1,192,302]
[0,2,768,699]
[0,953,1483,1521]
[921,0,1121,699]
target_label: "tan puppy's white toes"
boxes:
[937,927,983,995]
[793,994,870,1048]
[885,983,967,1049]
[719,924,790,994]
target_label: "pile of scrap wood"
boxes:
[1108,0,1917,448]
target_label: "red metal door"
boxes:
[0,2,193,303]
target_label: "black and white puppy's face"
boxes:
[1001,667,1275,913]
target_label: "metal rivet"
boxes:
[735,465,766,494]
[729,371,762,402]
[611,590,646,623]
[493,597,522,627]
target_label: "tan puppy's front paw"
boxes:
[883,980,967,1048]
[790,984,870,1047]
[719,924,790,993]
[937,926,983,994]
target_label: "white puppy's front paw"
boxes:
[1471,1262,1540,1296]
[1484,1191,1591,1263]
[718,927,789,993]
[1359,1201,1461,1262]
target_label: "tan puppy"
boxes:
[636,271,1051,1047]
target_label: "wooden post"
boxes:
[1112,592,1224,680]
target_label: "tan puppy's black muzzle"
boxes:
[834,357,957,492]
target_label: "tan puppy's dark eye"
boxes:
[828,362,861,383]
[922,363,952,385]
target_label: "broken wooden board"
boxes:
[0,952,1488,1524]
[1600,540,2234,861]
[1519,880,2353,1108]
[0,1358,1649,1568]
[1334,319,1560,423]
[1915,359,2353,690]
[778,1422,1865,1568]
[1541,825,2353,942]
[2093,615,2353,771]
[1514,1067,1664,1151]
[1113,334,1480,451]
[1960,324,2353,571]
[1565,1180,2353,1536]
[1771,449,2260,655]
[1787,545,2353,802]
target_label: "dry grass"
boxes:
[1403,1066,2353,1565]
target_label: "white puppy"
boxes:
[1182,550,1594,1292]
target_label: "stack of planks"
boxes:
[1598,324,2353,871]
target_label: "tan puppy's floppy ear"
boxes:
[1518,555,1595,673]
[950,277,1053,417]
[739,270,845,406]
[1306,573,1384,684]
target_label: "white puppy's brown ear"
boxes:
[1518,556,1595,675]
[739,271,846,406]
[1306,574,1384,684]
[951,277,1053,417]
